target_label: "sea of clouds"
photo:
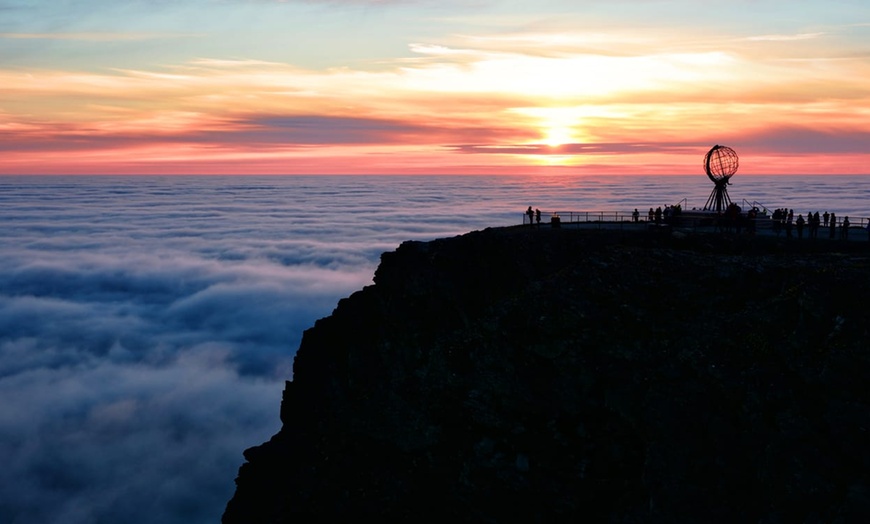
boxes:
[1,174,867,524]
[0,175,546,524]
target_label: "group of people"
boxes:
[641,205,682,225]
[525,204,866,240]
[771,208,855,239]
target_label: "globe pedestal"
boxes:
[704,179,732,214]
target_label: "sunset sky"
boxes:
[2,0,870,175]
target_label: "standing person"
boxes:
[535,208,541,226]
[526,206,534,225]
[829,213,837,239]
[842,216,851,239]
[648,208,654,222]
[796,214,805,239]
[823,211,830,227]
[632,209,640,222]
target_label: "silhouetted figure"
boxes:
[796,214,805,239]
[811,212,820,238]
[725,203,742,233]
[648,208,654,222]
[654,206,662,225]
[526,206,534,225]
[842,216,850,239]
[823,211,830,227]
[785,209,794,238]
[632,209,639,222]
[535,208,541,225]
[829,213,837,239]
[747,207,757,234]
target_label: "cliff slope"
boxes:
[224,226,870,523]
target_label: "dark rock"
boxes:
[223,227,870,523]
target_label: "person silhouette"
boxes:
[535,208,541,225]
[526,206,534,225]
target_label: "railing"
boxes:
[521,210,870,235]
[523,211,644,226]
[522,210,659,230]
[764,215,870,236]
[554,211,636,223]
[763,215,870,228]
[742,199,772,216]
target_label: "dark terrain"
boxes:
[224,226,870,523]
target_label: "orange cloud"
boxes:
[2,28,870,174]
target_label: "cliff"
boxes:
[223,226,870,523]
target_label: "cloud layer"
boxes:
[5,174,591,524]
[3,174,870,524]
[0,176,415,524]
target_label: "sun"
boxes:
[543,126,574,148]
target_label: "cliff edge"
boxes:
[224,226,870,523]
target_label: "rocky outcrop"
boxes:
[223,226,870,523]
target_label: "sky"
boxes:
[2,0,870,175]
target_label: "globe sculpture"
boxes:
[703,144,739,213]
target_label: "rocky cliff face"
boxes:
[223,226,870,523]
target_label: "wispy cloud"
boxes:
[0,32,202,41]
[745,32,826,42]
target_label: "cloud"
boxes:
[4,5,870,175]
[745,32,826,42]
[742,126,870,155]
[0,111,527,158]
[0,251,368,521]
[0,179,410,523]
[0,32,201,41]
[234,115,430,145]
[2,174,542,523]
[453,141,702,156]
[0,353,280,524]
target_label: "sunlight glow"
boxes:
[2,4,870,174]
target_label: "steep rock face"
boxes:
[224,227,870,523]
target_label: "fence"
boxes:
[521,210,870,233]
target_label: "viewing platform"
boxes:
[521,208,870,241]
